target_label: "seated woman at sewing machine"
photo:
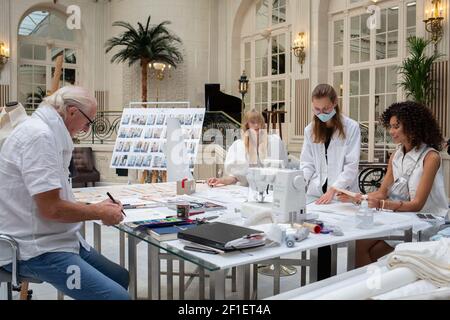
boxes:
[337,101,448,268]
[207,109,288,187]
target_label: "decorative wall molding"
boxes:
[294,78,310,137]
[430,59,449,138]
[0,84,10,107]
[95,90,109,113]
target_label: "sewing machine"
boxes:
[243,167,309,224]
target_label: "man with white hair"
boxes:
[0,86,130,300]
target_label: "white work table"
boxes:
[74,182,429,300]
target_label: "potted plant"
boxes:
[398,36,443,105]
[105,15,183,103]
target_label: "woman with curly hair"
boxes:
[338,101,448,267]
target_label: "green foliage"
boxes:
[105,15,183,67]
[398,36,443,105]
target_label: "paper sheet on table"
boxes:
[194,186,248,204]
[307,202,359,216]
[118,197,158,206]
[121,206,175,223]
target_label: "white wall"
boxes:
[107,0,214,109]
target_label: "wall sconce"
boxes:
[423,0,445,53]
[292,32,306,73]
[0,42,10,66]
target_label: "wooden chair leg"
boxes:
[140,170,148,184]
[20,282,29,300]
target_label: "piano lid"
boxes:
[205,84,242,123]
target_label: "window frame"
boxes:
[17,10,81,109]
[329,0,417,162]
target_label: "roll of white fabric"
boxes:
[387,238,450,287]
[315,267,418,300]
[371,280,438,300]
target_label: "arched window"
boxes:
[18,10,80,109]
[241,0,291,125]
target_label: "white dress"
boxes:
[224,134,288,186]
[391,144,448,216]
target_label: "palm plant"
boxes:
[105,16,183,103]
[398,36,443,105]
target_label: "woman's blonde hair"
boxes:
[241,109,268,164]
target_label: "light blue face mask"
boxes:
[315,108,336,123]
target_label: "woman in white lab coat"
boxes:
[207,109,288,187]
[300,84,361,281]
[300,84,361,204]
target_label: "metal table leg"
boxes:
[199,268,205,300]
[148,244,160,300]
[179,260,185,300]
[231,267,237,292]
[119,231,125,268]
[309,248,318,284]
[404,228,413,242]
[252,264,258,300]
[128,236,138,300]
[330,244,338,277]
[300,251,307,286]
[7,283,12,300]
[93,222,101,254]
[347,241,356,271]
[209,269,226,300]
[167,256,173,300]
[273,259,281,296]
[236,265,250,299]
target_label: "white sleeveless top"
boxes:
[391,144,448,216]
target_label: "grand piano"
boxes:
[205,84,242,123]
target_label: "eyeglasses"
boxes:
[75,107,94,128]
[313,104,335,115]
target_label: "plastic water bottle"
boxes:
[356,196,374,229]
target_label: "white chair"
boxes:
[0,234,42,300]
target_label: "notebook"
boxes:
[128,217,194,229]
[149,224,198,241]
[177,222,265,252]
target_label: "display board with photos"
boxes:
[111,107,205,171]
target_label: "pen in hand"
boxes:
[106,192,127,217]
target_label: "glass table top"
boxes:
[114,223,221,272]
